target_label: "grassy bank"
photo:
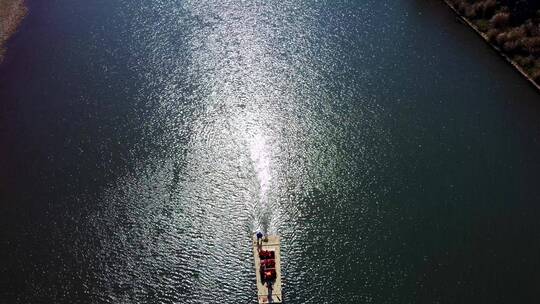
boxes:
[0,0,27,63]
[444,0,540,90]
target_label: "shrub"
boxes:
[514,55,535,68]
[465,6,479,19]
[450,0,469,15]
[496,32,509,45]
[487,28,501,42]
[475,19,490,32]
[531,69,540,84]
[524,19,540,36]
[503,40,520,53]
[521,36,540,55]
[479,0,497,19]
[491,12,511,28]
[507,26,527,39]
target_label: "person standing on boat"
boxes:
[256,229,263,246]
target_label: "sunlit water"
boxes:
[1,0,540,303]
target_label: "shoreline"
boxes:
[442,0,540,92]
[0,0,27,63]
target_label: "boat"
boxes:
[252,234,283,303]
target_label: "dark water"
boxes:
[1,0,540,303]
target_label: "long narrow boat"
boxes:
[252,235,282,303]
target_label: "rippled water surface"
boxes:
[1,0,540,303]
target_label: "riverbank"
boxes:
[443,0,540,91]
[0,0,27,63]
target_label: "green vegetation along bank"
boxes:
[444,0,540,90]
[0,0,27,63]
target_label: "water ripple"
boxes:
[86,0,390,302]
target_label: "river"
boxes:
[1,0,540,303]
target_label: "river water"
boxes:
[1,0,540,303]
